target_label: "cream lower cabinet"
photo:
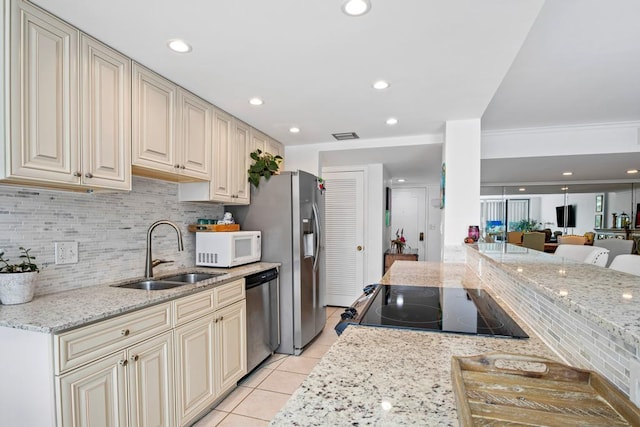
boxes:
[57,331,174,427]
[174,279,247,426]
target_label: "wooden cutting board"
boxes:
[451,352,640,426]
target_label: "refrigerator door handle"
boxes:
[312,202,321,271]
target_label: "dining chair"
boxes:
[557,235,587,245]
[507,231,523,244]
[554,245,609,267]
[609,254,640,276]
[593,239,634,267]
[522,232,545,251]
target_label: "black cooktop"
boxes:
[354,285,528,339]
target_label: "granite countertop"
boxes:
[473,242,640,347]
[0,262,278,333]
[271,261,558,426]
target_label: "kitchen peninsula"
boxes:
[271,246,640,425]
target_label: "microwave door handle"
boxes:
[312,203,321,272]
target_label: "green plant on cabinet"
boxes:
[247,149,283,188]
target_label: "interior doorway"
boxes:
[391,187,426,260]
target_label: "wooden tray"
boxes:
[188,224,240,232]
[451,353,640,426]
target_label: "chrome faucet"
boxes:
[145,220,184,278]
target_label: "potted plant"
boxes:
[0,246,39,305]
[247,149,283,188]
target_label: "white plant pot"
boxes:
[0,271,37,305]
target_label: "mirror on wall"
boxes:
[480,182,640,243]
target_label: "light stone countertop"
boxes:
[271,261,558,426]
[0,262,279,333]
[473,243,640,347]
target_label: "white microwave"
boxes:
[195,231,261,267]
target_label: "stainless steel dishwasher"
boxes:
[245,268,280,373]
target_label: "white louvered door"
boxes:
[323,170,365,306]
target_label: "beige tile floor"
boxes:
[193,306,343,427]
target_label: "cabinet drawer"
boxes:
[55,302,172,374]
[214,279,245,309]
[173,289,215,326]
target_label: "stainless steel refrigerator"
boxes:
[229,170,326,355]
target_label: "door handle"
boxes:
[357,245,363,251]
[419,232,424,241]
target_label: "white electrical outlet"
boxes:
[55,241,79,265]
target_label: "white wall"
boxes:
[482,121,640,159]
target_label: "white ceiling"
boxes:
[29,0,640,191]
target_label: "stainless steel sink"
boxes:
[117,280,187,291]
[115,272,224,290]
[160,272,224,283]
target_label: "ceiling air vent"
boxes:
[332,132,359,141]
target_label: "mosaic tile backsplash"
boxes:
[0,177,224,295]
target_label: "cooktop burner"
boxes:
[337,285,528,339]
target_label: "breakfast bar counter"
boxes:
[270,261,558,426]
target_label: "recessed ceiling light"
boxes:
[397,178,406,183]
[386,118,398,125]
[342,0,371,16]
[561,186,569,191]
[518,188,526,192]
[167,39,192,53]
[562,171,573,176]
[248,97,264,106]
[373,80,389,90]
[627,169,638,174]
[289,127,300,133]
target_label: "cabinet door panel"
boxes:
[57,351,127,427]
[10,1,79,183]
[179,90,211,180]
[128,332,174,427]
[174,315,216,425]
[81,35,131,189]
[132,64,176,172]
[211,109,233,200]
[233,120,251,203]
[216,300,247,394]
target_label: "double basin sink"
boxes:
[117,272,225,291]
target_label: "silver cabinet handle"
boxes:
[130,354,139,362]
[84,172,93,179]
[73,171,81,177]
[119,359,128,367]
[121,329,130,336]
[174,164,180,169]
[180,165,186,169]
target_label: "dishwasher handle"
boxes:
[245,268,279,289]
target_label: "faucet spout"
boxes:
[145,220,184,278]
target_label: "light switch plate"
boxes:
[55,241,78,265]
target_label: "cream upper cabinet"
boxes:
[80,35,132,190]
[178,114,251,204]
[232,120,251,203]
[6,0,79,185]
[265,136,285,170]
[132,63,177,176]
[132,63,212,182]
[210,108,234,201]
[177,88,212,181]
[250,128,268,154]
[3,1,131,191]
